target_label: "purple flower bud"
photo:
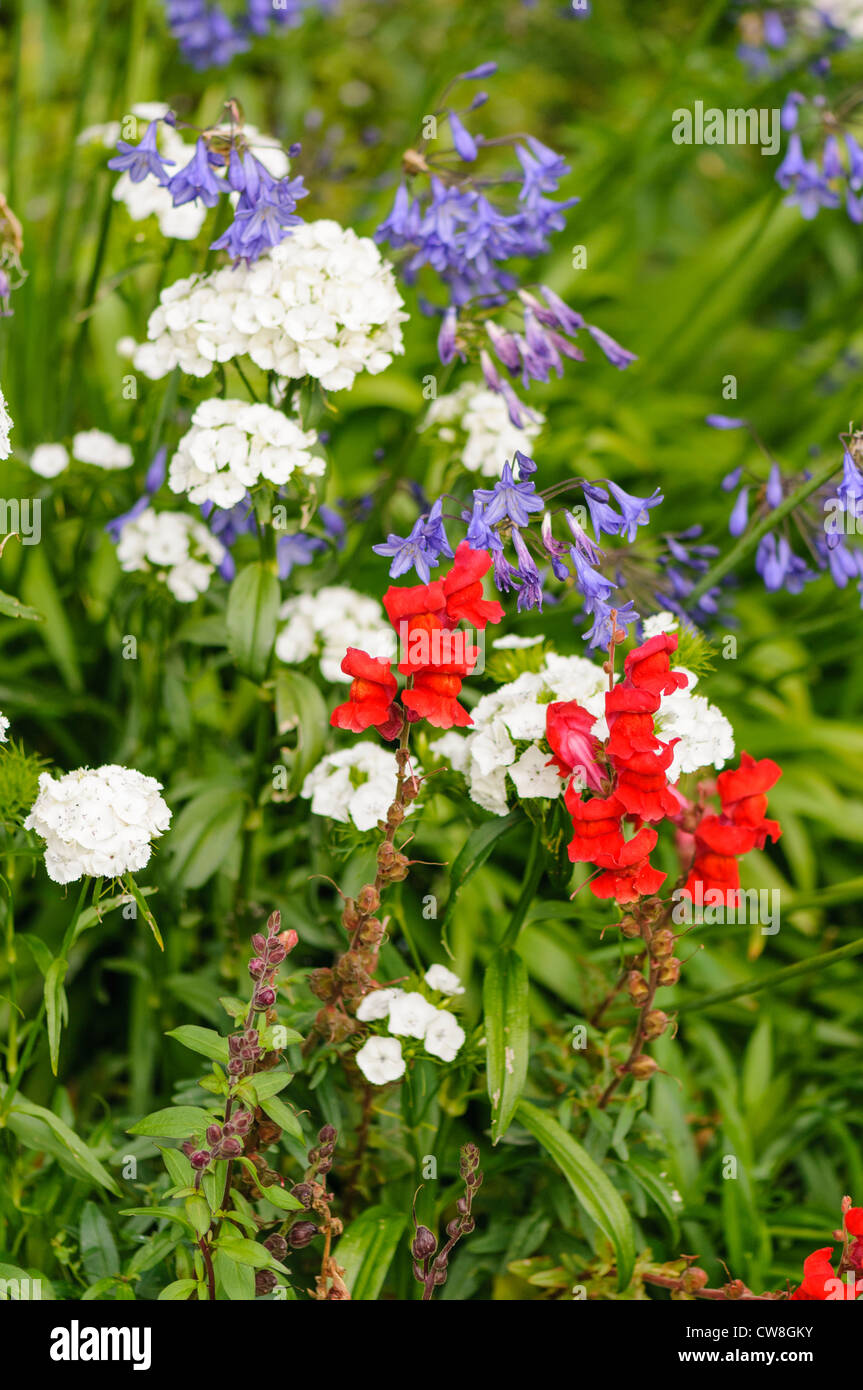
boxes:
[252,933,267,954]
[220,1137,243,1158]
[253,987,276,1010]
[288,1221,318,1249]
[437,306,457,364]
[248,957,266,978]
[411,1225,437,1259]
[206,1124,222,1145]
[706,414,747,430]
[729,487,750,537]
[190,1149,211,1171]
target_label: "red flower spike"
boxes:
[330,648,398,733]
[623,633,689,698]
[442,542,505,629]
[612,740,681,822]
[546,700,605,789]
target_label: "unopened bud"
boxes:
[656,956,681,987]
[681,1266,709,1293]
[264,1234,288,1261]
[629,1055,658,1080]
[411,1225,437,1259]
[626,970,650,1005]
[290,1183,314,1208]
[288,1221,318,1249]
[642,1010,669,1040]
[253,987,276,1010]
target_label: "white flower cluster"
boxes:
[0,383,12,460]
[131,220,407,392]
[276,585,395,682]
[435,647,735,815]
[421,383,544,477]
[168,399,321,508]
[72,430,133,470]
[354,967,467,1084]
[30,444,69,479]
[0,711,9,742]
[300,741,419,833]
[79,106,289,242]
[25,764,172,884]
[116,508,226,602]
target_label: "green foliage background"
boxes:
[0,0,861,1300]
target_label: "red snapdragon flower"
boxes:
[565,789,627,862]
[790,1247,839,1301]
[442,542,505,629]
[604,685,662,759]
[684,753,782,898]
[591,827,667,903]
[330,649,398,733]
[612,741,681,822]
[546,700,605,789]
[623,633,689,697]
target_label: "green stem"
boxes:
[0,879,90,1120]
[675,936,863,1015]
[499,822,544,949]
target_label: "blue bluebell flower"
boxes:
[107,120,175,184]
[473,460,544,528]
[166,137,223,207]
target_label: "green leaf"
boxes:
[21,545,82,690]
[168,786,247,890]
[44,956,68,1076]
[166,1026,229,1064]
[274,669,328,793]
[440,810,522,955]
[258,1092,303,1142]
[675,936,863,1015]
[119,1207,194,1231]
[185,1194,212,1239]
[216,1235,275,1270]
[226,562,280,682]
[128,1105,217,1139]
[517,1100,635,1292]
[0,588,43,621]
[336,1206,407,1301]
[158,1278,200,1301]
[243,1070,292,1102]
[123,874,163,950]
[5,1092,120,1195]
[256,1183,304,1213]
[484,949,529,1144]
[212,1249,256,1301]
[80,1201,119,1281]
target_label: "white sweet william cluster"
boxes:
[29,444,70,478]
[421,382,544,477]
[354,966,467,1084]
[435,641,735,815]
[116,508,226,602]
[276,586,395,682]
[168,399,321,508]
[300,742,420,833]
[72,430,133,470]
[25,765,172,884]
[131,220,408,392]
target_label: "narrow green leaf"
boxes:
[44,957,68,1076]
[6,1093,120,1195]
[675,936,863,1015]
[226,562,280,682]
[258,1092,303,1141]
[336,1206,407,1301]
[80,1202,120,1281]
[0,588,42,621]
[158,1278,199,1301]
[274,668,328,793]
[440,810,522,955]
[517,1100,635,1291]
[484,949,529,1144]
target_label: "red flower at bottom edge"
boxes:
[790,1247,837,1301]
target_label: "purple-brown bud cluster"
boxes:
[412,1142,483,1300]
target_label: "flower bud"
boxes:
[358,884,380,914]
[220,1137,243,1157]
[279,928,299,954]
[290,1183,313,1208]
[255,1270,278,1297]
[206,1124,222,1145]
[411,1225,437,1259]
[629,1055,658,1080]
[267,944,287,965]
[626,970,650,1005]
[446,1218,460,1239]
[650,928,675,958]
[318,1124,337,1144]
[642,1010,669,1040]
[288,1221,318,1249]
[248,957,266,978]
[232,1109,253,1134]
[190,1149,211,1170]
[681,1266,709,1293]
[253,987,276,1010]
[656,956,681,987]
[251,933,267,955]
[267,909,281,936]
[264,1234,288,1261]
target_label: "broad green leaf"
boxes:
[166,1026,229,1064]
[0,1262,54,1299]
[216,1235,279,1270]
[517,1100,635,1291]
[226,562,280,682]
[484,948,529,1144]
[21,545,82,690]
[243,1070,292,1102]
[80,1201,119,1281]
[213,1250,255,1301]
[336,1206,407,1301]
[158,1278,200,1301]
[119,1207,195,1231]
[185,1194,212,1239]
[128,1105,217,1139]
